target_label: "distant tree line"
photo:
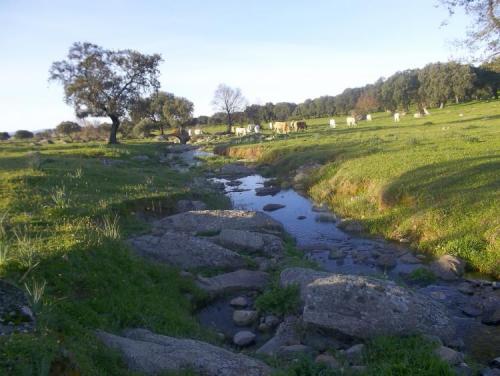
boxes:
[195,60,499,125]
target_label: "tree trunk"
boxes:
[160,123,164,135]
[108,115,120,144]
[226,111,233,133]
[455,96,459,104]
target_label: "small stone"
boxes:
[315,354,341,369]
[229,296,248,308]
[430,255,465,281]
[233,331,256,346]
[264,315,280,328]
[263,203,285,212]
[233,310,258,326]
[455,362,473,376]
[255,186,280,196]
[344,344,365,365]
[434,346,464,366]
[297,216,306,220]
[258,323,270,332]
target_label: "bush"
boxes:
[14,130,34,139]
[0,132,10,140]
[255,284,300,316]
[133,119,158,138]
[56,121,81,139]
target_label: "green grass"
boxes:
[219,100,500,277]
[0,140,227,374]
[255,284,301,316]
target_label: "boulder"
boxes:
[197,270,270,296]
[375,254,397,268]
[97,329,271,376]
[256,316,301,356]
[344,344,365,365]
[154,210,283,235]
[233,331,256,347]
[280,268,456,343]
[217,229,284,256]
[230,296,248,308]
[175,200,207,213]
[429,255,465,281]
[128,232,246,270]
[233,310,258,326]
[434,346,464,366]
[399,253,422,264]
[263,203,285,212]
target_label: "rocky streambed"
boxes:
[97,151,499,376]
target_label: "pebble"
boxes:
[233,310,258,326]
[233,331,256,346]
[229,296,248,308]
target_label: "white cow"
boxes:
[235,127,247,136]
[366,114,372,121]
[254,125,260,133]
[393,113,400,122]
[346,116,357,127]
[329,119,336,128]
[414,113,422,118]
[247,124,256,133]
[194,129,203,136]
[269,122,274,129]
[187,129,193,136]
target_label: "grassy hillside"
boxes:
[0,141,229,374]
[221,100,500,277]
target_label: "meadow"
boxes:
[0,140,230,374]
[219,100,500,277]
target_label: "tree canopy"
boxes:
[49,42,162,144]
[56,121,82,140]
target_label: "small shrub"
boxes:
[255,284,300,316]
[101,214,120,240]
[272,356,337,376]
[50,186,71,209]
[14,130,34,139]
[0,241,10,267]
[407,267,436,285]
[24,278,46,314]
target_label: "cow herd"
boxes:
[222,110,432,137]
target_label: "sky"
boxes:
[0,0,470,132]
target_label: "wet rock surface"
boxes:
[196,269,270,296]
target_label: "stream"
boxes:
[202,172,499,363]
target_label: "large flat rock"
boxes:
[197,269,270,296]
[153,210,283,235]
[128,232,246,270]
[97,329,271,376]
[280,267,457,343]
[216,229,284,256]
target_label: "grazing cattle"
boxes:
[230,126,236,133]
[329,119,336,128]
[254,124,260,133]
[393,113,400,122]
[194,129,203,136]
[235,127,247,136]
[273,122,289,134]
[269,122,274,129]
[187,129,193,136]
[423,107,431,115]
[346,116,357,127]
[366,114,372,121]
[296,121,307,131]
[247,124,257,132]
[414,113,422,118]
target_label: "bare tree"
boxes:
[440,0,500,61]
[211,84,246,132]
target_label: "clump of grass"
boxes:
[0,241,10,267]
[363,336,454,375]
[13,228,41,280]
[255,284,300,316]
[50,185,71,209]
[24,278,46,314]
[407,267,437,285]
[100,214,120,240]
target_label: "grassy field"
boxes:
[219,100,500,277]
[0,140,231,374]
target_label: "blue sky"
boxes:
[0,0,469,132]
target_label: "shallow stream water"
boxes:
[203,172,500,363]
